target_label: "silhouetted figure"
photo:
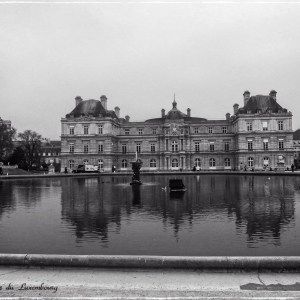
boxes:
[291,164,295,172]
[0,166,2,176]
[192,166,196,171]
[64,167,68,174]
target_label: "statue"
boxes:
[130,156,143,185]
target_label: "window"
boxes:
[98,125,103,134]
[98,159,104,169]
[224,158,230,167]
[136,143,141,153]
[171,158,178,168]
[194,127,199,134]
[125,129,129,135]
[98,144,103,152]
[224,141,229,152]
[195,158,201,167]
[83,159,89,165]
[248,140,253,151]
[69,143,74,153]
[278,121,283,131]
[84,125,89,135]
[138,129,143,135]
[210,143,214,152]
[247,123,252,131]
[248,157,254,167]
[208,127,212,134]
[152,128,156,135]
[166,139,169,151]
[180,139,184,150]
[279,140,284,149]
[171,141,178,152]
[122,144,127,153]
[222,127,227,133]
[262,121,268,131]
[209,158,215,167]
[263,157,269,166]
[121,159,127,168]
[84,144,89,153]
[69,126,74,135]
[150,159,156,168]
[69,160,75,169]
[263,139,268,150]
[195,142,200,152]
[247,110,252,114]
[150,144,155,153]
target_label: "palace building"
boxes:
[60,90,294,172]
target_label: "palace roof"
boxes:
[66,100,117,118]
[241,95,283,113]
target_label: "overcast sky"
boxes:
[1,1,300,140]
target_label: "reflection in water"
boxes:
[132,185,141,206]
[0,175,299,255]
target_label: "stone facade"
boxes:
[60,91,294,172]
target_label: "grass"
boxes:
[1,168,30,175]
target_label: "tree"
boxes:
[8,146,27,169]
[0,123,16,162]
[18,130,42,170]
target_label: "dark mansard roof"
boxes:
[238,95,284,114]
[66,100,117,118]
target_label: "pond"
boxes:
[0,174,300,256]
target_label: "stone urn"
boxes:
[130,159,143,185]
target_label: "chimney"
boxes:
[269,90,277,101]
[243,91,250,106]
[233,103,239,115]
[75,96,82,107]
[125,115,130,122]
[100,95,107,109]
[114,106,120,118]
[187,108,191,117]
[161,109,165,118]
[226,113,230,120]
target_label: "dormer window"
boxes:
[257,109,262,113]
[247,110,252,114]
[99,114,103,118]
[70,114,74,119]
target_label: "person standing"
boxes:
[291,164,295,172]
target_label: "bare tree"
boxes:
[18,130,42,170]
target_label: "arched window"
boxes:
[121,159,128,168]
[171,141,178,152]
[83,159,89,165]
[248,157,254,167]
[150,159,156,168]
[69,160,75,169]
[98,159,104,169]
[195,158,201,167]
[263,157,269,166]
[209,158,215,167]
[172,158,178,168]
[224,158,231,167]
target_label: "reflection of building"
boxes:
[40,140,61,164]
[293,129,300,168]
[60,90,293,172]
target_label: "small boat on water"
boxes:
[169,179,187,192]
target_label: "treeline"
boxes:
[0,122,43,170]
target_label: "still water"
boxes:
[0,175,300,256]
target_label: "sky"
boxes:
[1,0,300,140]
